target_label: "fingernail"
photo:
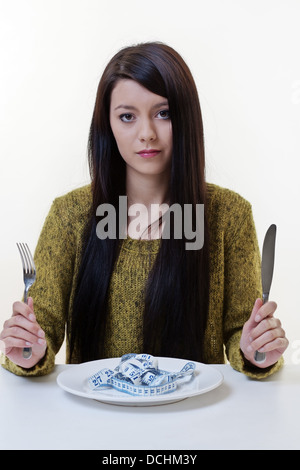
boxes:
[29,313,36,322]
[25,341,32,346]
[247,345,253,352]
[38,329,45,338]
[37,338,46,345]
[255,315,261,322]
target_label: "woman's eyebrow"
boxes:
[114,104,137,111]
[152,101,169,109]
[114,101,168,111]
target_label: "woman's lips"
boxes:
[137,149,161,158]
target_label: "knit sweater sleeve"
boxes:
[223,197,283,378]
[2,196,77,376]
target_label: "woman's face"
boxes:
[109,79,173,179]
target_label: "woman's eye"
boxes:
[120,113,135,122]
[157,110,170,120]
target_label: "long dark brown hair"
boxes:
[70,42,210,363]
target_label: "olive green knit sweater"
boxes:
[2,183,283,378]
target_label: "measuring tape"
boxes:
[88,353,195,397]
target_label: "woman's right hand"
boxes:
[0,297,47,368]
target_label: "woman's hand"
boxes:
[0,298,47,368]
[240,298,289,368]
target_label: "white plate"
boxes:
[57,357,223,406]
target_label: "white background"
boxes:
[0,0,299,364]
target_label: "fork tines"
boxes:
[16,243,35,274]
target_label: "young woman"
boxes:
[0,42,288,378]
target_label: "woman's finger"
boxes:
[249,326,286,353]
[249,317,281,341]
[12,300,36,322]
[256,336,289,354]
[1,325,46,346]
[254,301,278,323]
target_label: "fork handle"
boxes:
[23,290,33,360]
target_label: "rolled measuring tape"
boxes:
[88,353,195,397]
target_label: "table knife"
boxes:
[254,224,277,363]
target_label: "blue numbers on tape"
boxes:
[88,354,195,397]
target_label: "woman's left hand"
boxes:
[240,298,289,368]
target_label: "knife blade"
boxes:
[254,224,277,363]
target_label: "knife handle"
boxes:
[254,351,266,363]
[254,294,268,363]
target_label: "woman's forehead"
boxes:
[110,79,168,111]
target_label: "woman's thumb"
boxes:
[247,298,263,328]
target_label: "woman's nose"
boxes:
[138,120,157,142]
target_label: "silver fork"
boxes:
[16,243,36,359]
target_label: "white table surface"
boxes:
[0,363,299,450]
